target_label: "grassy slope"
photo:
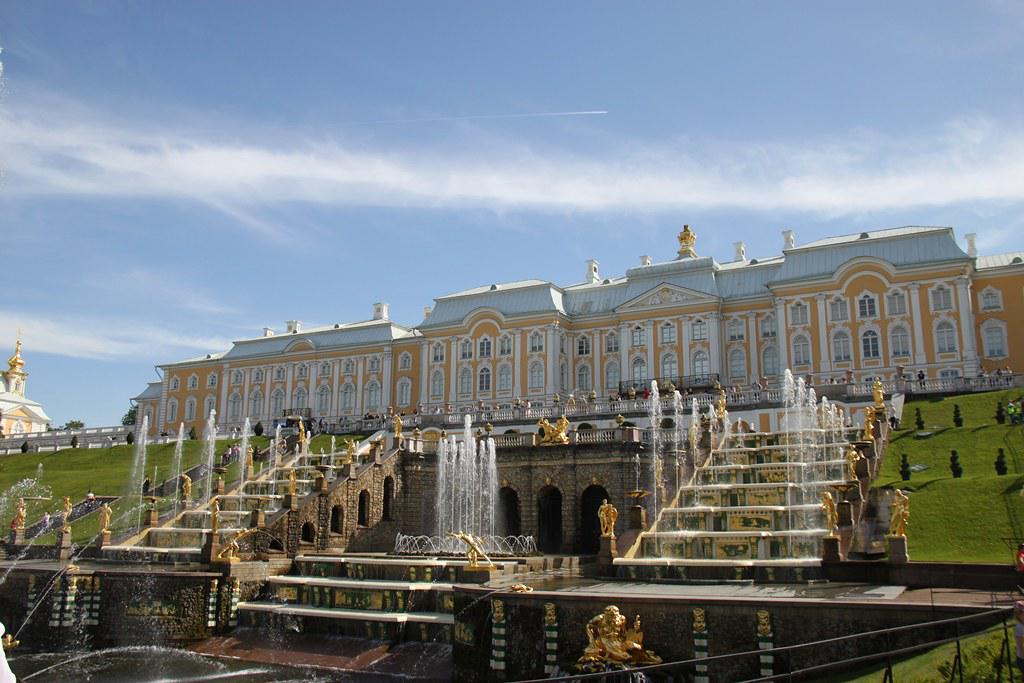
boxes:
[877,388,1024,563]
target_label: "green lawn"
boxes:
[877,388,1024,564]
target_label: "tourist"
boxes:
[917,370,926,388]
[86,490,95,502]
[41,511,50,529]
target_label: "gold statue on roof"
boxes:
[7,335,24,373]
[677,224,698,258]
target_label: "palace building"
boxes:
[133,226,1024,436]
[0,337,51,436]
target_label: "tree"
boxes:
[70,435,79,449]
[952,404,963,428]
[995,448,1008,476]
[126,431,135,446]
[188,426,197,441]
[996,402,1007,425]
[121,406,137,426]
[915,408,925,430]
[20,441,28,453]
[254,421,264,437]
[900,453,911,481]
[949,450,963,478]
[62,420,85,430]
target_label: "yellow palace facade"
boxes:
[134,226,1024,436]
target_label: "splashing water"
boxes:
[172,423,185,516]
[434,414,498,553]
[239,417,251,492]
[204,410,218,504]
[129,415,150,530]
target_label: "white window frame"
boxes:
[980,287,1003,312]
[861,330,880,360]
[829,298,849,322]
[631,326,646,347]
[577,335,592,356]
[605,332,619,353]
[886,291,907,316]
[857,294,878,320]
[691,319,708,342]
[832,331,852,362]
[430,370,444,397]
[790,302,809,326]
[890,326,911,358]
[982,321,1008,358]
[529,332,544,353]
[728,349,746,379]
[930,285,953,312]
[727,319,745,341]
[660,322,677,345]
[792,335,811,366]
[935,320,958,354]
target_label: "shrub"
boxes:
[995,402,1006,425]
[953,404,963,428]
[995,448,1008,476]
[900,453,911,481]
[126,431,135,446]
[70,435,79,449]
[950,450,963,478]
[254,421,264,437]
[20,441,29,453]
[915,407,925,430]
[188,427,197,441]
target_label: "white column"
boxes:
[708,313,722,380]
[157,373,169,432]
[546,325,558,396]
[512,330,522,397]
[747,314,759,381]
[815,295,831,374]
[448,337,458,404]
[593,329,603,397]
[355,359,364,415]
[381,350,393,410]
[418,341,429,406]
[908,283,927,365]
[619,323,630,391]
[644,321,655,383]
[774,299,789,373]
[955,276,979,374]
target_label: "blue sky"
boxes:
[2,1,1023,427]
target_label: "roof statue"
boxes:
[677,224,697,259]
[6,337,24,373]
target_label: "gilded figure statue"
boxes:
[537,416,571,445]
[181,474,192,502]
[510,583,533,593]
[567,394,576,409]
[576,605,662,668]
[288,468,298,496]
[872,378,885,409]
[394,414,403,438]
[210,497,220,534]
[820,491,838,537]
[756,610,772,637]
[449,531,493,570]
[99,502,112,533]
[889,489,910,537]
[245,445,254,468]
[553,393,561,404]
[846,444,862,482]
[627,386,636,400]
[677,224,697,258]
[10,498,25,531]
[715,388,727,419]
[688,420,700,452]
[297,419,306,452]
[346,440,356,464]
[544,602,558,626]
[692,607,706,634]
[492,599,505,623]
[61,496,72,532]
[597,499,618,538]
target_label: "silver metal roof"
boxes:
[419,282,565,328]
[133,382,163,401]
[976,252,1024,270]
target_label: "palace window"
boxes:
[631,357,648,382]
[497,365,512,392]
[230,370,241,385]
[529,332,544,353]
[890,327,911,358]
[861,330,880,359]
[343,360,355,375]
[605,361,620,390]
[478,367,491,392]
[274,367,286,381]
[661,353,677,379]
[560,363,567,391]
[368,357,381,373]
[605,332,619,353]
[187,374,198,390]
[204,396,216,419]
[936,321,957,353]
[499,335,513,356]
[396,379,411,407]
[293,387,307,411]
[729,349,746,379]
[631,326,646,347]
[886,291,907,315]
[981,288,1003,311]
[253,369,264,383]
[209,373,219,388]
[430,370,444,397]
[432,343,445,363]
[184,397,196,422]
[790,302,809,326]
[478,338,492,359]
[320,362,332,377]
[983,323,1007,358]
[560,336,567,355]
[939,369,962,379]
[932,286,953,311]
[792,335,811,366]
[858,295,878,319]
[271,389,285,415]
[829,298,849,322]
[229,393,242,419]
[528,362,544,389]
[761,316,777,338]
[399,353,412,370]
[660,322,677,344]
[341,385,355,411]
[762,347,779,376]
[691,350,709,377]
[317,385,331,412]
[364,382,381,410]
[727,319,745,341]
[296,365,307,379]
[691,319,707,342]
[577,335,591,356]
[249,390,263,416]
[832,332,851,361]
[459,368,472,394]
[167,399,178,422]
[577,365,591,391]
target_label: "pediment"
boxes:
[615,283,717,312]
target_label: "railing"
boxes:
[846,375,1016,397]
[619,373,720,394]
[0,424,130,453]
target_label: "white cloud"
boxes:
[3,98,1024,238]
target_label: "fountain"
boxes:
[238,417,251,491]
[129,415,149,530]
[171,423,185,515]
[203,410,217,504]
[434,414,497,553]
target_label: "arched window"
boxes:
[528,361,544,389]
[229,392,242,419]
[204,396,216,419]
[577,365,592,391]
[605,332,619,353]
[660,322,676,344]
[762,347,779,376]
[478,338,492,359]
[983,322,1007,358]
[343,360,355,375]
[478,367,491,392]
[459,367,472,394]
[271,389,285,416]
[631,326,646,347]
[792,335,811,366]
[691,350,709,376]
[936,321,957,353]
[661,353,677,379]
[606,361,620,391]
[529,331,544,353]
[170,377,180,391]
[729,349,746,379]
[430,370,444,397]
[499,335,513,356]
[396,379,411,406]
[432,343,445,362]
[358,490,370,526]
[497,365,512,392]
[320,362,332,377]
[631,357,648,382]
[167,399,178,422]
[727,319,745,341]
[184,397,196,421]
[341,384,355,412]
[577,335,591,356]
[383,476,395,521]
[890,327,910,358]
[293,387,307,411]
[317,385,331,412]
[249,390,263,417]
[832,332,852,361]
[208,373,219,388]
[460,340,473,360]
[364,382,381,410]
[231,370,243,385]
[858,294,878,319]
[187,374,198,390]
[398,353,411,370]
[861,330,880,359]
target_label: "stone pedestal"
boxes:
[887,535,909,564]
[98,529,111,549]
[315,475,327,493]
[250,509,265,528]
[201,535,220,564]
[57,528,73,561]
[461,567,498,584]
[145,508,159,527]
[597,536,618,576]
[284,493,297,509]
[244,464,254,483]
[215,477,225,496]
[8,529,25,546]
[628,505,647,530]
[821,535,841,563]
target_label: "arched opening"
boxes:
[331,505,344,534]
[577,423,594,430]
[301,521,316,543]
[141,478,151,495]
[498,487,521,536]
[536,486,563,554]
[358,489,370,526]
[383,476,395,521]
[579,485,610,554]
[660,418,675,429]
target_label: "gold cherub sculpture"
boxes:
[537,416,571,445]
[598,499,618,539]
[180,474,192,502]
[872,378,885,409]
[61,495,73,533]
[576,605,662,668]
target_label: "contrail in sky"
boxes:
[376,110,609,124]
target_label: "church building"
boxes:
[0,338,51,436]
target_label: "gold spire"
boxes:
[677,224,697,259]
[7,335,24,373]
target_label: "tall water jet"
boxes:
[129,415,149,530]
[330,435,336,456]
[435,414,498,553]
[238,417,252,492]
[172,423,185,515]
[273,423,282,466]
[204,410,218,504]
[646,380,663,553]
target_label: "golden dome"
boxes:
[7,338,24,373]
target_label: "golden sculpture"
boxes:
[11,498,25,531]
[889,489,910,537]
[598,499,618,538]
[210,497,220,534]
[544,602,558,626]
[692,607,706,634]
[492,599,505,623]
[537,416,571,445]
[180,474,192,502]
[297,419,306,452]
[820,491,838,537]
[1,632,19,652]
[677,224,698,258]
[345,440,356,464]
[567,394,576,409]
[98,502,112,533]
[872,378,885,409]
[449,531,494,570]
[394,414,403,439]
[627,386,636,400]
[288,468,297,496]
[715,387,727,419]
[61,495,72,533]
[846,444,862,482]
[756,610,772,637]
[553,393,561,404]
[7,336,24,372]
[576,605,662,668]
[688,420,700,452]
[245,445,254,468]
[510,583,533,593]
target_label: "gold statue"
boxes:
[98,502,112,533]
[756,610,772,637]
[677,224,698,258]
[627,386,636,400]
[2,632,19,652]
[598,499,618,538]
[492,599,505,623]
[394,413,403,439]
[509,583,533,593]
[715,387,727,419]
[576,605,662,668]
[692,607,706,634]
[297,419,306,452]
[872,378,885,409]
[567,394,576,409]
[688,420,700,452]
[288,468,297,496]
[181,474,192,502]
[245,445,254,468]
[889,489,910,537]
[11,498,26,531]
[210,497,220,534]
[846,444,862,482]
[544,603,558,626]
[820,491,838,537]
[61,495,72,533]
[449,531,494,570]
[345,440,356,464]
[537,416,571,445]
